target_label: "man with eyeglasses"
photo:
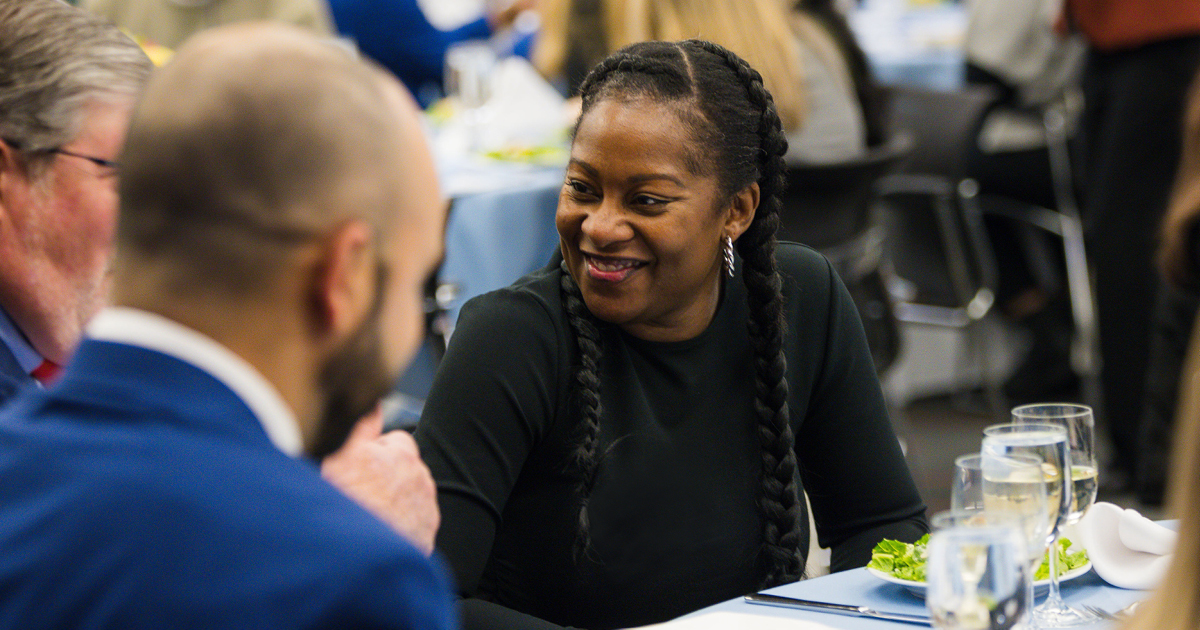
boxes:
[0,0,149,404]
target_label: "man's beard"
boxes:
[308,266,394,460]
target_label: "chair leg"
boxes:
[951,320,1006,420]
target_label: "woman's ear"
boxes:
[725,182,760,240]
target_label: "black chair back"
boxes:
[778,130,914,252]
[879,84,1001,312]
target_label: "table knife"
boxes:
[744,592,931,625]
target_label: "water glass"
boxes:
[927,525,1030,630]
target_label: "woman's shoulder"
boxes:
[775,241,835,288]
[455,264,568,339]
[774,241,845,319]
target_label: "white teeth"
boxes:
[589,256,640,271]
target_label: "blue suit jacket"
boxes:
[0,339,459,629]
[0,340,33,408]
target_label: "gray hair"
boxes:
[0,0,151,173]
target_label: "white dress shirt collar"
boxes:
[86,307,304,457]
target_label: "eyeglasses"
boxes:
[2,138,118,171]
[45,148,119,170]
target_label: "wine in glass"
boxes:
[979,452,1051,568]
[927,525,1031,630]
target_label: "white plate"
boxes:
[867,562,1092,599]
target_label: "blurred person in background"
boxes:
[1062,0,1200,498]
[0,17,456,628]
[416,39,926,630]
[1123,82,1200,614]
[0,0,151,404]
[328,0,535,107]
[1137,71,1200,509]
[792,0,889,149]
[534,0,876,163]
[83,0,334,48]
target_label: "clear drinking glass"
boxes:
[1012,404,1098,525]
[951,453,985,512]
[927,525,1030,630]
[983,422,1088,627]
[1010,404,1099,625]
[979,452,1051,566]
[931,509,1039,630]
[443,41,496,150]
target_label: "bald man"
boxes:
[0,22,456,630]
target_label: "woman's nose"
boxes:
[580,198,633,246]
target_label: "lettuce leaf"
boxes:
[867,534,929,582]
[868,535,1088,583]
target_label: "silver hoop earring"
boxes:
[723,235,735,278]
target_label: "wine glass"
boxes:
[979,452,1051,569]
[951,453,984,512]
[927,525,1031,630]
[1010,404,1099,626]
[983,422,1090,626]
[1012,404,1098,525]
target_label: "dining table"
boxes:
[676,565,1146,628]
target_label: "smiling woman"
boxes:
[415,39,928,630]
[557,97,756,342]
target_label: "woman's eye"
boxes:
[566,179,595,197]
[632,194,667,207]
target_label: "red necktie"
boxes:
[30,360,61,385]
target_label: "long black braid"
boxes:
[562,40,803,587]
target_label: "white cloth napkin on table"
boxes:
[1075,501,1176,590]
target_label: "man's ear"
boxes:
[310,219,375,339]
[0,138,28,221]
[725,181,759,241]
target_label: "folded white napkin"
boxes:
[1075,501,1176,590]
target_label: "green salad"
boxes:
[867,535,1088,582]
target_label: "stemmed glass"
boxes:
[979,453,1051,570]
[1011,403,1099,625]
[927,525,1031,630]
[950,453,985,512]
[1012,404,1098,528]
[982,422,1080,627]
[940,452,1048,630]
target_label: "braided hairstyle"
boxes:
[562,39,804,587]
